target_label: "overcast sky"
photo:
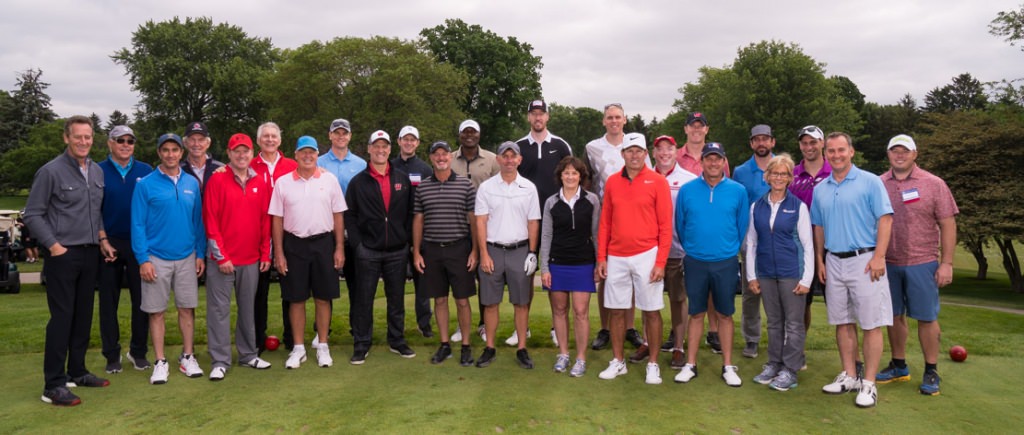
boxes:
[2,0,1021,125]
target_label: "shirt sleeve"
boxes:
[589,191,601,255]
[735,185,751,257]
[474,181,490,216]
[131,180,150,264]
[23,166,57,249]
[597,185,612,262]
[539,195,555,274]
[798,202,814,288]
[193,182,206,260]
[203,177,228,264]
[744,203,757,281]
[268,181,285,217]
[654,177,673,267]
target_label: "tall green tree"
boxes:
[420,19,543,147]
[112,17,278,152]
[260,36,468,158]
[917,109,1024,289]
[673,40,861,162]
[1,69,58,153]
[105,110,131,131]
[923,73,989,113]
[990,3,1024,50]
[546,103,604,156]
[858,94,922,173]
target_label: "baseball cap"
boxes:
[750,124,773,138]
[157,133,183,148]
[798,125,824,141]
[686,112,709,126]
[652,135,677,148]
[623,133,646,150]
[227,133,253,150]
[887,134,917,151]
[701,142,726,159]
[459,119,480,133]
[398,125,419,139]
[109,125,134,139]
[497,141,521,155]
[369,130,391,144]
[184,121,209,137]
[528,99,547,112]
[429,141,452,154]
[329,118,351,133]
[295,135,318,152]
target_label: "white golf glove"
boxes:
[524,252,538,275]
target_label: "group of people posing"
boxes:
[26,100,957,411]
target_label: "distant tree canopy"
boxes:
[924,73,989,113]
[112,16,279,155]
[546,103,605,156]
[0,69,57,154]
[260,36,468,159]
[420,19,544,148]
[672,40,862,163]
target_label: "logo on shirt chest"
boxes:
[394,183,403,191]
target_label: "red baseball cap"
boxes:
[227,133,254,150]
[653,135,677,147]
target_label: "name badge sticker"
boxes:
[901,188,920,204]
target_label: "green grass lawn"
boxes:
[1,279,1022,433]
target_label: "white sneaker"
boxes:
[317,344,333,367]
[209,366,226,381]
[675,363,697,383]
[646,363,662,385]
[505,329,531,346]
[477,324,487,342]
[598,358,627,380]
[722,365,742,387]
[450,326,463,342]
[150,359,169,385]
[311,335,320,347]
[285,346,307,369]
[179,354,204,378]
[856,381,878,408]
[550,328,559,347]
[244,357,272,369]
[822,371,860,394]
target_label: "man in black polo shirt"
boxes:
[390,125,434,338]
[412,141,479,366]
[514,99,572,347]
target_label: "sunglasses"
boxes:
[115,138,136,145]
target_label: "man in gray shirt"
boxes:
[26,115,117,406]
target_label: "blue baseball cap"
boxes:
[296,135,319,152]
[157,133,183,148]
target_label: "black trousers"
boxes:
[97,237,148,361]
[350,244,408,351]
[409,252,432,332]
[43,246,99,389]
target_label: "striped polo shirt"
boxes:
[413,172,477,243]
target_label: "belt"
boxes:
[287,231,332,241]
[487,240,528,250]
[428,238,467,248]
[831,247,875,259]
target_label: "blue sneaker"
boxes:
[876,361,910,384]
[919,371,941,395]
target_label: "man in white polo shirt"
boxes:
[474,141,541,369]
[269,136,347,369]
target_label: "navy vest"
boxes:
[752,192,803,279]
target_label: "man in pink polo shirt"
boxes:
[877,134,958,396]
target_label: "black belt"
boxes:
[65,244,98,248]
[831,247,875,259]
[287,231,332,241]
[428,238,467,248]
[487,240,528,250]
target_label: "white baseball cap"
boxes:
[398,125,419,139]
[459,119,480,133]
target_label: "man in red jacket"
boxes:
[249,122,299,353]
[203,133,273,380]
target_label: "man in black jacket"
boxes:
[345,130,415,364]
[390,125,434,338]
[180,121,224,191]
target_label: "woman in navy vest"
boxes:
[743,154,814,392]
[540,156,601,378]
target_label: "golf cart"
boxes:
[0,209,22,294]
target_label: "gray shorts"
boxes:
[825,252,893,330]
[141,254,199,313]
[479,244,531,306]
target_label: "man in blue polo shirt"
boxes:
[812,132,893,408]
[674,142,749,387]
[312,118,367,349]
[98,125,154,374]
[732,124,775,360]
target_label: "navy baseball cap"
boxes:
[157,133,183,148]
[701,142,726,159]
[184,121,209,137]
[686,112,709,126]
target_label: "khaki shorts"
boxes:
[665,257,686,303]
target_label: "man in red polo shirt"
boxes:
[203,133,273,380]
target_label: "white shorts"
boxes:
[604,246,664,311]
[825,252,893,330]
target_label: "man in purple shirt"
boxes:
[789,125,831,333]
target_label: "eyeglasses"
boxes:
[115,138,136,145]
[767,172,791,179]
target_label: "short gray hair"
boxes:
[257,121,281,139]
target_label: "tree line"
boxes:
[1,8,1023,291]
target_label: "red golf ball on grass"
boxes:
[265,335,280,351]
[949,345,967,362]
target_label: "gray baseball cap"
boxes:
[109,125,134,139]
[329,118,351,133]
[497,141,521,155]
